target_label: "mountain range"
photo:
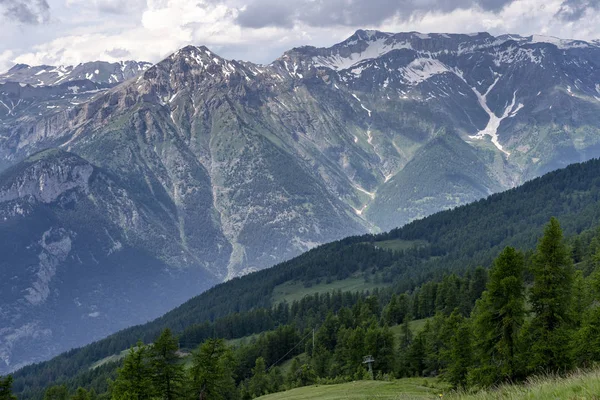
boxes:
[2,30,600,373]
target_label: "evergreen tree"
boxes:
[383,294,401,326]
[112,342,154,400]
[528,218,574,372]
[188,339,236,400]
[574,306,600,366]
[444,315,472,389]
[248,357,269,398]
[365,325,395,375]
[468,267,488,305]
[396,316,413,377]
[285,358,301,388]
[70,388,90,400]
[471,247,526,384]
[150,329,184,400]
[0,376,16,400]
[266,367,284,395]
[44,386,68,400]
[406,330,426,377]
[571,270,591,327]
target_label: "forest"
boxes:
[3,217,600,399]
[6,159,600,399]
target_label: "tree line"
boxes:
[6,217,600,398]
[12,158,600,400]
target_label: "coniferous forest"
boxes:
[3,217,600,399]
[5,159,600,399]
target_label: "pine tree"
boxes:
[445,315,472,389]
[0,376,16,400]
[44,386,69,400]
[150,329,184,400]
[248,357,269,398]
[70,388,90,400]
[286,358,301,388]
[112,342,154,400]
[266,367,284,394]
[396,315,413,377]
[471,247,526,384]
[468,266,488,305]
[365,325,395,375]
[189,339,235,400]
[383,294,401,326]
[574,306,600,366]
[406,330,426,377]
[528,218,574,372]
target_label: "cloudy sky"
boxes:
[1,0,599,72]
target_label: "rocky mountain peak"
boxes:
[0,150,93,207]
[0,60,151,87]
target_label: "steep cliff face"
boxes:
[2,31,600,372]
[0,150,217,372]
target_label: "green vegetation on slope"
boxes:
[256,378,445,400]
[256,369,600,400]
[272,274,390,304]
[449,369,600,400]
[10,158,600,400]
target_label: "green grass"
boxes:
[449,369,600,399]
[389,319,430,340]
[226,333,261,347]
[89,348,130,369]
[373,239,428,252]
[258,369,600,400]
[272,275,390,304]
[278,353,309,374]
[256,378,445,399]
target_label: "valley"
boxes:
[5,157,600,400]
[2,29,600,395]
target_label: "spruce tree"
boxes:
[150,329,184,400]
[574,306,600,366]
[44,386,69,400]
[112,342,154,400]
[70,388,90,400]
[0,376,16,400]
[528,218,574,372]
[396,315,413,377]
[365,325,395,375]
[445,315,472,389]
[189,339,235,400]
[248,357,269,398]
[286,358,301,388]
[471,247,525,384]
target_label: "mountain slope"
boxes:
[0,149,217,372]
[11,157,600,398]
[3,31,600,372]
[4,32,600,231]
[0,61,151,86]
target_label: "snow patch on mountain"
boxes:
[401,58,448,85]
[466,76,522,155]
[313,37,412,70]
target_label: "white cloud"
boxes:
[2,0,600,72]
[0,50,15,73]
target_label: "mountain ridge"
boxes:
[10,155,600,400]
[2,30,600,372]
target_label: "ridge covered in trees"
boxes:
[6,218,600,399]
[7,158,600,399]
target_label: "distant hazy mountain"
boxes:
[0,61,151,86]
[2,31,600,372]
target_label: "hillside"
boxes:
[9,157,600,399]
[256,370,600,400]
[4,30,600,372]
